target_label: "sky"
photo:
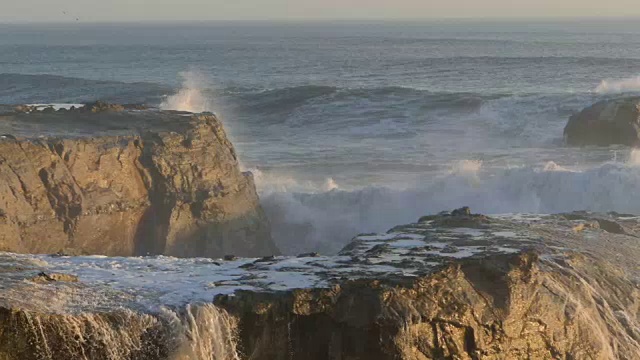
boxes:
[1,0,640,22]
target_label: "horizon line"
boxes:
[2,15,640,25]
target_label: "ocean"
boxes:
[3,19,640,254]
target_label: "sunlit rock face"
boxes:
[0,103,278,258]
[219,209,640,359]
[0,208,638,359]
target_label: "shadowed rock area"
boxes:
[564,97,640,146]
[0,208,638,359]
[0,103,278,258]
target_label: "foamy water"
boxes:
[595,75,640,94]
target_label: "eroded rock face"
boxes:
[1,209,638,359]
[220,252,639,359]
[215,209,640,359]
[564,97,640,146]
[0,105,278,258]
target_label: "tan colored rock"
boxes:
[29,272,78,284]
[0,107,278,258]
[217,252,639,360]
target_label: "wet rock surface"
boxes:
[0,208,638,359]
[564,97,640,146]
[0,103,278,258]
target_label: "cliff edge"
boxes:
[0,103,278,258]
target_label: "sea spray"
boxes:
[595,75,640,93]
[160,71,212,113]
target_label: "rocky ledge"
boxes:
[0,208,638,359]
[564,97,640,146]
[0,102,278,258]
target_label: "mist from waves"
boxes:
[160,71,213,113]
[257,150,640,255]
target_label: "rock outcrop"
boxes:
[0,208,638,359]
[564,97,640,146]
[0,104,278,258]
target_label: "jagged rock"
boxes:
[451,206,471,216]
[216,212,640,359]
[297,252,320,258]
[419,207,490,229]
[564,97,640,146]
[0,106,278,258]
[29,272,78,283]
[81,101,125,113]
[562,211,634,236]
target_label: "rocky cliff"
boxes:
[0,103,278,258]
[0,208,638,359]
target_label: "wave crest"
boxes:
[595,75,640,94]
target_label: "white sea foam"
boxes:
[259,154,640,255]
[595,75,640,93]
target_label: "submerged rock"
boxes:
[564,97,640,146]
[0,210,638,359]
[0,104,278,258]
[81,100,125,113]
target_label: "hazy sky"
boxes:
[2,0,640,22]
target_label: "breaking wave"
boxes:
[259,152,640,255]
[595,75,640,94]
